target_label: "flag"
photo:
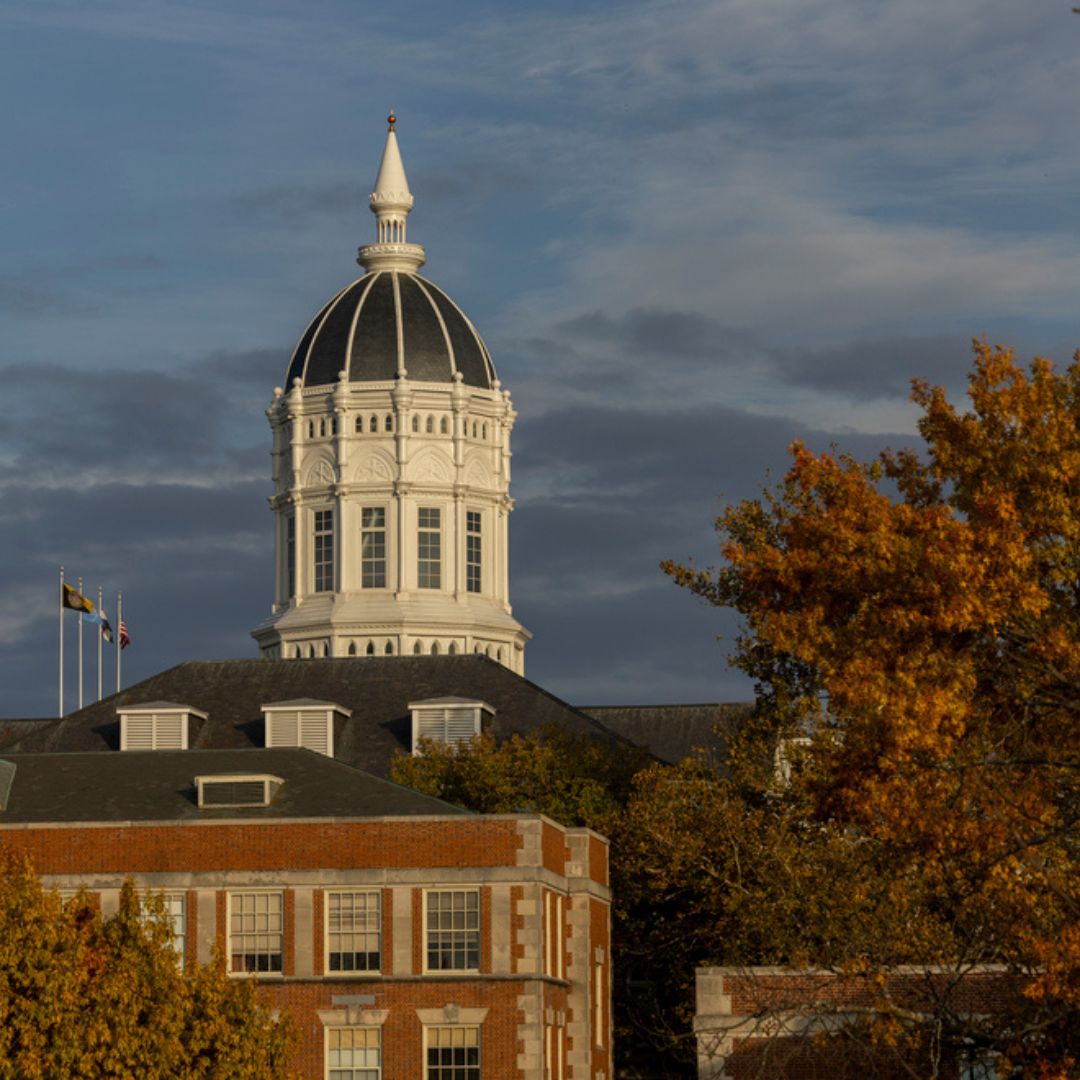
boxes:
[99,609,114,644]
[118,620,131,650]
[62,583,94,614]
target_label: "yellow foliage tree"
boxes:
[664,343,1080,1076]
[0,853,295,1079]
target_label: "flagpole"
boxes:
[116,591,123,694]
[97,585,103,702]
[77,576,84,712]
[58,566,65,718]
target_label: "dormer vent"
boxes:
[118,703,206,751]
[0,760,14,811]
[408,697,493,755]
[261,699,350,758]
[195,773,283,809]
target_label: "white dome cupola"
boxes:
[252,117,530,671]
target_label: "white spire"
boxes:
[358,113,426,273]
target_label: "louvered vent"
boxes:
[409,698,492,755]
[261,701,346,758]
[119,705,202,751]
[196,774,283,809]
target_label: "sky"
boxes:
[2,0,1080,717]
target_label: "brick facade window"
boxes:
[326,891,381,973]
[426,1026,479,1080]
[326,1026,381,1079]
[425,890,480,972]
[229,891,283,974]
[141,892,186,969]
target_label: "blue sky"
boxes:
[2,0,1080,716]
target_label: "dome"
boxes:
[284,269,496,390]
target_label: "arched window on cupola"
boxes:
[366,641,375,656]
[497,647,504,662]
[485,645,492,658]
[370,414,378,432]
[430,642,440,656]
[331,416,338,435]
[482,423,487,440]
[448,643,457,656]
[348,641,357,656]
[412,415,420,433]
[440,416,449,435]
[472,420,478,438]
[425,415,434,434]
[319,419,326,437]
[413,641,422,655]
[385,414,393,432]
[355,416,363,434]
[384,641,394,655]
[308,645,315,659]
[295,646,303,659]
[474,644,483,654]
[308,421,315,439]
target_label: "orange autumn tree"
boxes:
[0,853,295,1079]
[664,343,1079,1075]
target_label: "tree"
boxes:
[389,725,646,828]
[663,344,1080,1076]
[0,852,295,1079]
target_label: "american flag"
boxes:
[118,620,131,650]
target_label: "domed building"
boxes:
[251,116,530,671]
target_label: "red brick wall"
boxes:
[541,822,567,875]
[587,835,608,887]
[268,978,526,1080]
[0,818,520,874]
[312,889,324,978]
[185,888,198,971]
[381,886,393,977]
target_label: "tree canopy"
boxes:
[0,853,294,1080]
[663,343,1080,1077]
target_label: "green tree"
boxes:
[0,853,295,1079]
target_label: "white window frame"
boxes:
[313,506,335,593]
[424,1025,481,1080]
[140,891,186,969]
[417,506,442,590]
[227,890,284,977]
[465,509,482,594]
[408,699,491,755]
[324,890,381,977]
[325,1025,381,1080]
[423,889,481,974]
[119,706,204,751]
[360,506,388,589]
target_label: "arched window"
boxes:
[430,642,440,656]
[384,641,394,655]
[308,645,315,659]
[448,643,457,656]
[348,641,357,656]
[412,415,420,433]
[295,646,303,659]
[472,421,478,438]
[308,421,315,438]
[366,641,375,656]
[413,641,422,655]
[425,415,434,434]
[482,423,487,440]
[319,419,326,437]
[497,647,504,662]
[385,414,393,432]
[370,414,378,432]
[440,416,449,435]
[485,645,492,658]
[355,416,363,434]
[474,644,483,654]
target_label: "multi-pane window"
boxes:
[426,1027,480,1080]
[466,512,481,594]
[327,1027,381,1080]
[286,514,296,598]
[314,509,334,593]
[426,890,480,971]
[140,892,186,967]
[327,891,381,973]
[361,508,386,588]
[229,892,283,974]
[417,508,441,589]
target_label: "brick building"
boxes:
[0,747,612,1079]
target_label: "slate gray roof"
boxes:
[577,703,754,764]
[0,656,629,777]
[286,271,496,389]
[0,748,471,823]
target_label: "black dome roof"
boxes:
[285,271,496,389]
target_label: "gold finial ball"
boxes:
[387,112,396,130]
